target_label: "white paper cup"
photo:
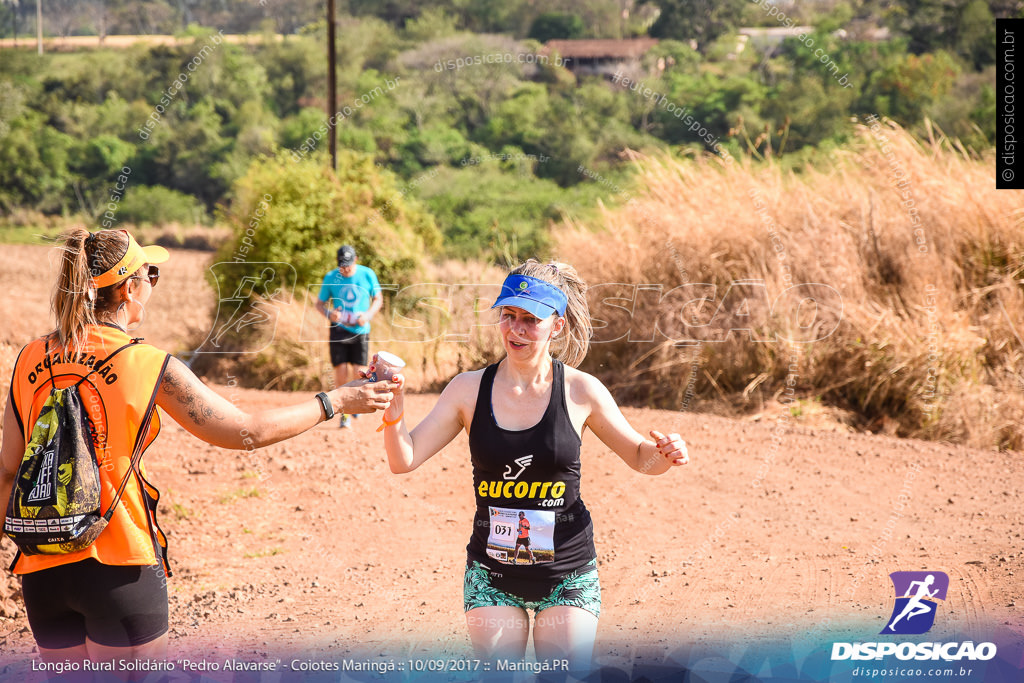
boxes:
[368,351,406,382]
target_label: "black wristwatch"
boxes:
[314,392,335,420]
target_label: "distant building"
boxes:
[542,38,660,78]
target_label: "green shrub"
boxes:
[116,185,208,226]
[190,150,442,388]
[215,150,441,291]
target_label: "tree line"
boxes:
[0,1,1012,262]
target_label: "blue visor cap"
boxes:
[491,274,568,319]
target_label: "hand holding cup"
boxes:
[368,351,406,382]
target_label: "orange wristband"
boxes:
[376,411,404,432]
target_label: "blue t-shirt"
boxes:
[318,265,381,335]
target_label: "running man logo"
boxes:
[502,455,533,481]
[195,263,296,354]
[881,571,949,635]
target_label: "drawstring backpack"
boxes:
[4,338,154,566]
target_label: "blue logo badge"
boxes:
[881,571,949,635]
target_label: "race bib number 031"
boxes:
[486,507,555,566]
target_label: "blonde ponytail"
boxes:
[52,229,129,353]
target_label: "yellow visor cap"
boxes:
[90,230,170,289]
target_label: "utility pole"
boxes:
[11,0,18,47]
[35,0,41,54]
[326,0,337,170]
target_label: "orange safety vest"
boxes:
[9,324,171,575]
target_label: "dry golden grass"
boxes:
[0,34,283,51]
[560,119,1024,450]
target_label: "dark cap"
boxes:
[337,245,356,266]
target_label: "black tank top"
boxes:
[466,360,596,596]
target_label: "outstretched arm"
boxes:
[157,357,396,449]
[582,374,689,475]
[382,371,471,474]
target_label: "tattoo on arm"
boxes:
[160,361,226,426]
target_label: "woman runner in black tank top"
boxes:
[380,260,691,671]
[467,359,596,595]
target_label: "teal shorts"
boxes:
[463,560,601,618]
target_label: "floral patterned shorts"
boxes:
[463,559,601,618]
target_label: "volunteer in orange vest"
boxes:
[0,228,397,667]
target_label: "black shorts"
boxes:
[21,558,169,649]
[515,537,531,548]
[328,326,369,367]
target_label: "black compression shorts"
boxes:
[328,327,369,367]
[21,558,169,649]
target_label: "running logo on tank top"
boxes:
[480,453,566,505]
[503,455,533,480]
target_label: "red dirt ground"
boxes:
[0,245,1021,667]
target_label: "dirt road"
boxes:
[1,387,1021,660]
[0,244,1020,672]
